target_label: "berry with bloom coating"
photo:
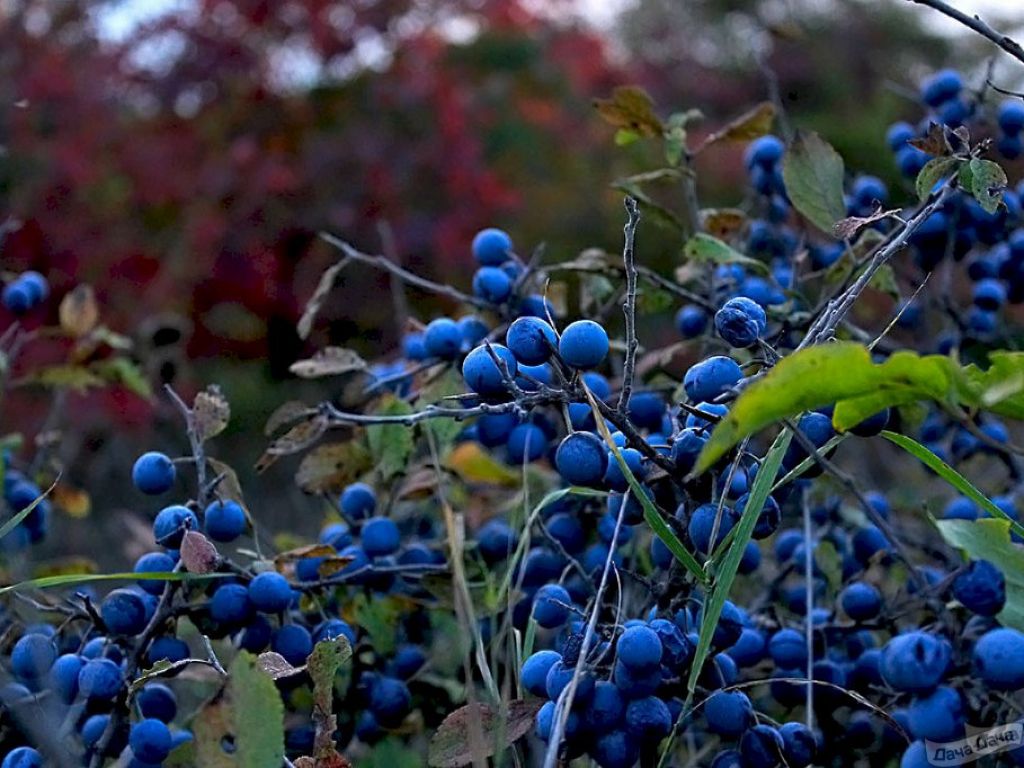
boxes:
[715,296,766,348]
[137,683,177,723]
[506,316,558,365]
[555,432,608,487]
[779,722,816,767]
[472,228,513,265]
[1,748,41,768]
[132,452,176,495]
[683,355,743,403]
[462,344,518,397]
[740,724,785,768]
[248,571,293,613]
[624,696,672,739]
[840,582,883,621]
[907,686,964,742]
[689,503,738,555]
[704,690,753,737]
[340,482,377,519]
[532,584,572,628]
[558,320,609,369]
[998,99,1024,134]
[370,676,413,727]
[881,631,950,693]
[973,628,1024,690]
[362,517,401,556]
[78,658,124,701]
[11,633,56,681]
[423,318,463,359]
[205,499,247,542]
[101,589,149,635]
[472,266,513,303]
[952,559,1006,616]
[593,730,639,768]
[153,505,198,548]
[617,625,663,671]
[272,624,313,666]
[676,305,708,338]
[521,650,561,697]
[130,718,173,764]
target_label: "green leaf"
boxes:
[967,158,1008,214]
[353,594,406,655]
[195,651,285,768]
[695,343,956,474]
[609,182,683,234]
[614,128,640,146]
[427,700,542,768]
[16,365,103,391]
[307,637,352,713]
[585,389,708,584]
[416,368,466,450]
[0,570,226,595]
[782,130,846,234]
[936,518,1024,631]
[958,351,1024,419]
[366,395,415,481]
[682,233,770,275]
[359,738,424,768]
[92,357,153,399]
[916,156,959,201]
[687,429,791,694]
[881,431,1024,541]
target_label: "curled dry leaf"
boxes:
[193,384,231,441]
[427,700,542,768]
[256,415,330,473]
[695,101,776,153]
[264,400,311,436]
[180,530,220,574]
[59,284,99,337]
[290,347,368,379]
[832,208,901,240]
[294,442,372,493]
[298,259,346,340]
[257,651,305,680]
[593,85,663,136]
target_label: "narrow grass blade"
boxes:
[0,477,58,542]
[881,430,1024,541]
[686,428,792,694]
[0,571,228,594]
[584,388,708,584]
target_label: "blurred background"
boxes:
[1,0,1022,564]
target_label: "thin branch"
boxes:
[618,197,642,413]
[320,232,489,309]
[908,0,1024,68]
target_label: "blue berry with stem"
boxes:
[715,296,766,348]
[554,431,607,487]
[505,316,557,365]
[973,627,1024,690]
[137,683,177,723]
[1,748,41,768]
[952,559,1005,616]
[683,355,743,403]
[204,499,247,542]
[129,718,173,764]
[132,452,176,495]
[272,624,313,666]
[532,583,572,628]
[361,516,401,556]
[423,317,463,359]
[616,625,663,671]
[462,343,517,397]
[11,633,56,681]
[558,320,609,369]
[472,228,513,266]
[472,266,513,303]
[153,505,198,548]
[840,581,882,622]
[340,482,376,520]
[248,571,293,613]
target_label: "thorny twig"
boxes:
[618,197,642,414]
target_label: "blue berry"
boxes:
[593,730,639,768]
[703,690,753,737]
[740,724,785,768]
[472,228,513,266]
[688,503,738,555]
[78,657,124,701]
[521,650,561,697]
[130,718,173,764]
[1,748,41,768]
[998,99,1024,134]
[907,686,964,742]
[769,628,807,669]
[458,315,489,346]
[624,695,672,739]
[881,631,950,693]
[558,320,609,369]
[506,423,548,463]
[588,680,626,730]
[369,676,412,727]
[148,636,190,665]
[505,316,557,365]
[683,355,743,403]
[424,317,463,359]
[248,571,293,613]
[779,722,816,767]
[617,625,663,671]
[132,452,176,495]
[210,583,253,626]
[953,559,1005,616]
[675,305,708,338]
[272,624,313,666]
[921,68,962,107]
[554,432,608,487]
[313,619,356,646]
[340,482,377,519]
[973,627,1024,690]
[745,135,785,169]
[204,499,247,542]
[134,551,175,595]
[886,121,915,151]
[472,266,513,303]
[361,517,401,556]
[1,282,32,315]
[462,344,517,397]
[840,582,882,621]
[101,588,150,635]
[715,296,766,348]
[532,584,572,628]
[152,505,198,548]
[137,683,177,723]
[11,633,56,681]
[49,653,83,703]
[477,519,517,563]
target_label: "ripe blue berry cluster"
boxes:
[1,272,48,316]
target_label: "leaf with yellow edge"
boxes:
[446,442,519,486]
